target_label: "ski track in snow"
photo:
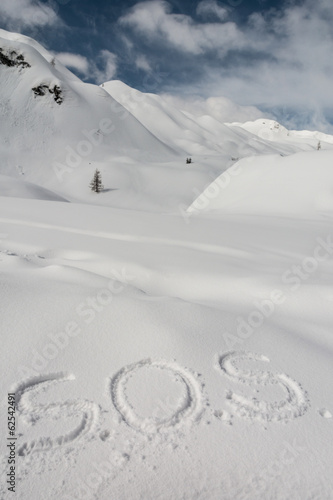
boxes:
[109,359,204,435]
[0,216,244,257]
[217,351,310,423]
[12,373,100,456]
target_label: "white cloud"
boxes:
[135,54,151,72]
[160,93,263,123]
[119,0,246,55]
[53,50,117,85]
[55,52,89,75]
[51,50,117,85]
[0,0,60,29]
[196,0,228,21]
[119,0,333,131]
[92,50,118,84]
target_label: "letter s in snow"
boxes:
[216,351,309,423]
[12,373,99,456]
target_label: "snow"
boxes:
[0,29,174,189]
[231,118,333,147]
[187,150,333,217]
[1,28,333,500]
[0,175,68,202]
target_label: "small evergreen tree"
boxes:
[90,169,104,193]
[317,141,321,150]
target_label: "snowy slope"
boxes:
[0,29,174,187]
[2,26,333,212]
[188,150,333,216]
[102,80,263,156]
[0,196,333,500]
[0,175,68,202]
[103,81,333,160]
[230,118,333,148]
[1,29,333,500]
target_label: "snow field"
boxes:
[1,27,333,500]
[1,192,333,498]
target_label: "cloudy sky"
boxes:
[1,0,333,132]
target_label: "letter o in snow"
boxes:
[192,195,209,210]
[77,140,93,157]
[205,182,220,199]
[248,311,264,328]
[97,289,113,306]
[109,359,203,434]
[42,343,59,360]
[216,174,230,188]
[302,256,318,273]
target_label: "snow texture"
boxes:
[0,28,333,500]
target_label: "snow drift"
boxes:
[188,150,333,217]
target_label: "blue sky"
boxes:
[1,0,333,132]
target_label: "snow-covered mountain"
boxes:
[1,30,333,500]
[230,118,333,147]
[102,80,333,158]
[0,29,174,185]
[2,28,333,212]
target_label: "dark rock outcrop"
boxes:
[32,84,63,105]
[0,48,30,69]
